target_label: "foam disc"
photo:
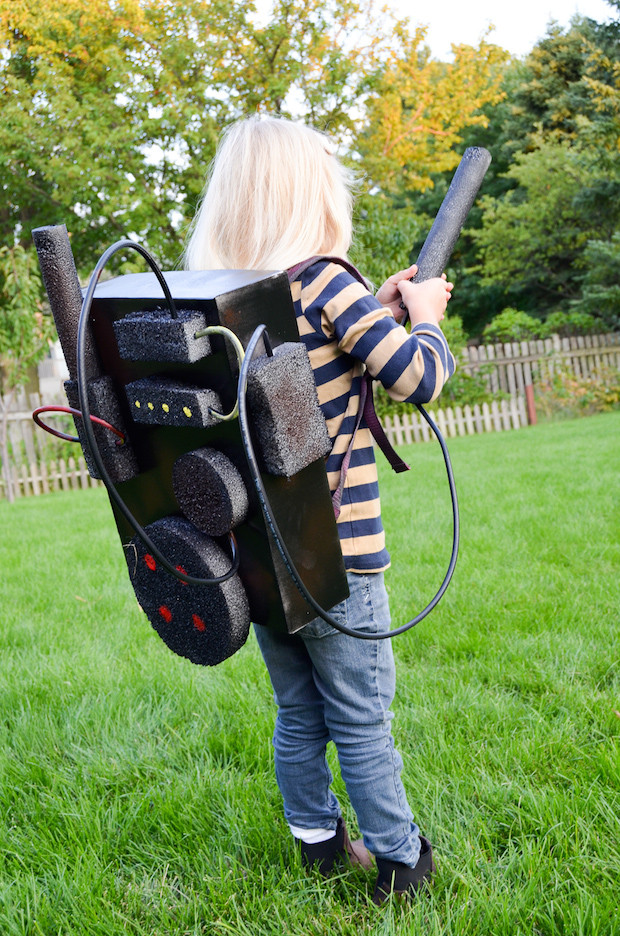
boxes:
[127,516,250,665]
[173,447,249,536]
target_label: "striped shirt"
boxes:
[290,259,455,573]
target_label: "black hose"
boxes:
[238,325,459,640]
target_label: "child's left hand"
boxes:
[376,265,419,322]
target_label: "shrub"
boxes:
[483,308,541,343]
[538,310,605,338]
[534,365,620,420]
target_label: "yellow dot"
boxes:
[135,400,141,408]
[162,403,169,413]
[147,402,154,410]
[183,406,192,418]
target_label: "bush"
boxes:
[534,365,620,420]
[482,308,541,343]
[538,310,605,338]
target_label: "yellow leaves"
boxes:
[1,0,146,71]
[359,34,509,193]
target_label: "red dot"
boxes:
[192,614,206,632]
[159,605,172,623]
[144,554,156,571]
[176,565,189,584]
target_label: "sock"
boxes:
[289,824,337,845]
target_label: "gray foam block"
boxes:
[127,515,250,665]
[113,308,212,363]
[65,377,139,482]
[173,447,249,536]
[247,342,331,477]
[125,377,223,428]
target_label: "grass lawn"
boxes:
[0,412,618,935]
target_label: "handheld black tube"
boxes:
[413,146,492,283]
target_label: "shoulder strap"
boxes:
[288,257,409,517]
[287,255,371,288]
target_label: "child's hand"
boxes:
[376,264,419,322]
[397,274,454,326]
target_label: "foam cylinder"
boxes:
[64,376,139,482]
[247,342,332,477]
[173,447,249,536]
[127,516,250,665]
[32,224,99,379]
[413,147,492,282]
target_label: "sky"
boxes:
[402,0,614,59]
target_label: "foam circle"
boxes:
[173,447,249,536]
[128,516,250,665]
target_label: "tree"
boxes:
[473,137,616,314]
[462,8,620,329]
[1,0,511,272]
[0,244,50,501]
[357,33,508,194]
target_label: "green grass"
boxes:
[1,413,618,935]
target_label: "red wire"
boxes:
[32,405,125,445]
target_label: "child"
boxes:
[184,116,455,904]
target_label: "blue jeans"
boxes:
[253,570,421,866]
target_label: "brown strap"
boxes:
[288,257,410,503]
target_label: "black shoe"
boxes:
[298,817,374,876]
[372,836,436,905]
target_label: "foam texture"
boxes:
[113,308,212,363]
[32,224,100,379]
[128,515,250,665]
[65,377,139,482]
[173,447,249,536]
[414,147,492,283]
[247,342,331,477]
[125,377,223,428]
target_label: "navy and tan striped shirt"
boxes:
[290,259,455,573]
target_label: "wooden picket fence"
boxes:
[0,390,102,501]
[1,331,619,500]
[382,397,527,446]
[459,332,620,397]
[5,453,101,499]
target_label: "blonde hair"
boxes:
[184,117,356,271]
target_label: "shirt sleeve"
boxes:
[303,261,456,404]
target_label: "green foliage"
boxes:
[0,243,50,395]
[570,233,620,329]
[538,309,605,338]
[482,308,541,343]
[0,241,51,500]
[0,0,510,285]
[349,193,425,287]
[417,11,620,334]
[474,138,615,313]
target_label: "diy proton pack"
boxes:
[32,147,491,667]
